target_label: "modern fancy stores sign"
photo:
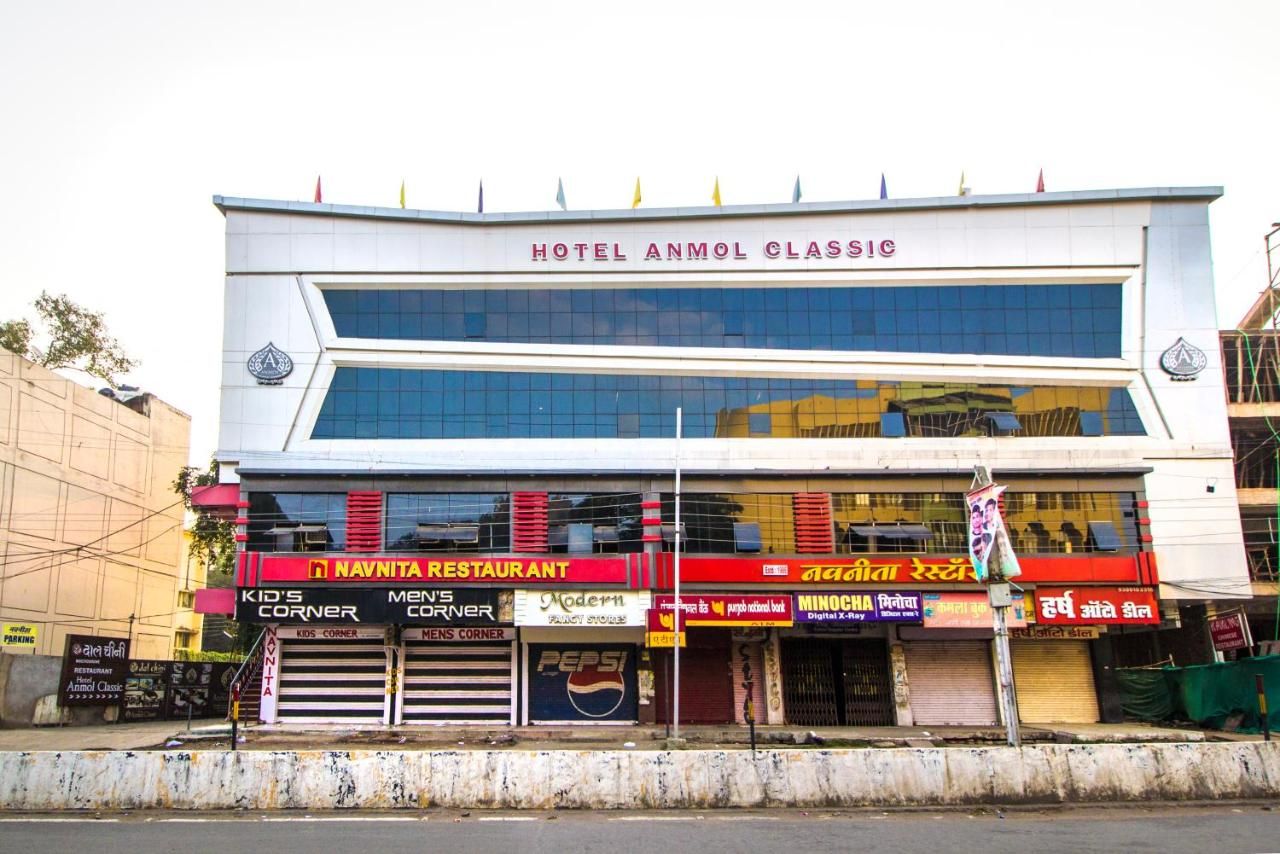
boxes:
[515,590,651,626]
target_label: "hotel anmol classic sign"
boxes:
[530,238,896,262]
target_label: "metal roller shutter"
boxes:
[903,640,998,726]
[401,637,515,724]
[277,636,389,723]
[1011,640,1099,723]
[654,630,733,724]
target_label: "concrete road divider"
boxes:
[0,743,1277,810]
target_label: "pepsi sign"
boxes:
[527,644,637,723]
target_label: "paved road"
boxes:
[1,805,1276,853]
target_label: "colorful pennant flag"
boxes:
[477,180,484,213]
[399,180,406,209]
[555,177,566,211]
[712,177,722,207]
[313,175,323,204]
[879,173,888,200]
[1035,169,1045,193]
[632,177,642,209]
[792,175,802,204]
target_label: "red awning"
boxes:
[190,483,240,519]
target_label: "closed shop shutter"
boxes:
[655,630,733,724]
[401,635,515,724]
[1011,640,1099,723]
[277,634,388,723]
[904,640,998,726]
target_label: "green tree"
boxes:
[0,291,137,385]
[173,458,237,576]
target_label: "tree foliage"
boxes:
[1,291,137,384]
[173,458,237,576]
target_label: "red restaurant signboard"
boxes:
[656,553,1154,587]
[1034,587,1160,625]
[1208,612,1253,652]
[254,555,629,585]
[653,594,793,627]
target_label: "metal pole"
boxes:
[1257,674,1271,742]
[992,600,1020,747]
[673,407,682,740]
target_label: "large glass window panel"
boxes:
[321,283,1123,358]
[247,493,348,553]
[312,369,1146,440]
[385,493,509,552]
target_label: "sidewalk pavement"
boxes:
[0,719,1255,752]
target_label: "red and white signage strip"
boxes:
[653,594,793,627]
[402,627,516,643]
[275,625,386,640]
[1033,587,1160,625]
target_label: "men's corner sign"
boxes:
[964,483,1021,582]
[236,587,507,624]
[59,634,130,707]
[528,644,637,723]
[258,555,627,584]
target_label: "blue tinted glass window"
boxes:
[312,368,1146,440]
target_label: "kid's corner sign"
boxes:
[530,238,897,263]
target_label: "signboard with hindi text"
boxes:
[793,591,922,623]
[1034,587,1159,625]
[653,594,793,627]
[59,634,130,707]
[921,592,1029,629]
[1,622,38,649]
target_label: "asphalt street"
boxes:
[0,805,1276,853]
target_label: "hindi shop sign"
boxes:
[1209,612,1253,652]
[1034,587,1160,625]
[653,594,793,627]
[59,634,130,707]
[258,555,628,585]
[793,591,922,623]
[235,587,508,624]
[515,589,651,627]
[1,622,39,649]
[921,592,1029,629]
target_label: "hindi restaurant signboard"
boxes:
[59,634,130,707]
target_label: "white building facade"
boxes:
[210,187,1247,727]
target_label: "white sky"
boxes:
[1,0,1277,465]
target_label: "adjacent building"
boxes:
[206,186,1251,727]
[0,348,196,658]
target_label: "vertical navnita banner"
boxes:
[965,483,1021,582]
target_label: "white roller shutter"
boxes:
[277,633,390,724]
[903,640,998,726]
[401,632,515,724]
[1011,640,1099,723]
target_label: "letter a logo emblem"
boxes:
[308,559,328,579]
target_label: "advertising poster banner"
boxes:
[653,594,793,627]
[1034,587,1160,625]
[964,483,1022,582]
[167,661,215,720]
[528,644,637,723]
[120,660,169,722]
[236,587,508,625]
[257,555,628,585]
[59,634,129,707]
[921,592,1029,629]
[793,591,922,623]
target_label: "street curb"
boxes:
[0,743,1277,810]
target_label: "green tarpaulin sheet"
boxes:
[1115,668,1175,722]
[1170,655,1280,733]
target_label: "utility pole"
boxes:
[672,407,682,741]
[972,466,1021,747]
